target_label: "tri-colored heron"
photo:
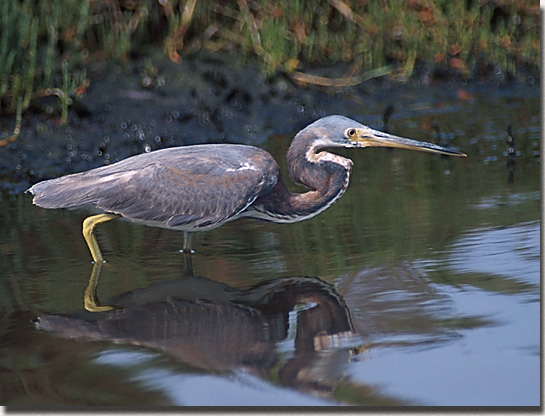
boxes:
[28,115,465,263]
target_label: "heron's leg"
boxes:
[182,231,194,253]
[82,213,120,263]
[180,232,194,276]
[84,262,116,312]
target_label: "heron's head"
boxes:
[304,115,466,157]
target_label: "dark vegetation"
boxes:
[0,0,539,124]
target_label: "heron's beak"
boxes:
[352,127,466,157]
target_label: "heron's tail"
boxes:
[28,172,107,209]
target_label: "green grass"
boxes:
[0,0,540,126]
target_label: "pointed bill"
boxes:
[351,127,466,157]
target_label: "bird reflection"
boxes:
[36,266,364,399]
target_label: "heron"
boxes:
[28,115,466,264]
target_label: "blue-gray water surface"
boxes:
[0,80,540,406]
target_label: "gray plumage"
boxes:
[28,115,465,244]
[29,144,278,231]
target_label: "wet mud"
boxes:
[0,51,536,194]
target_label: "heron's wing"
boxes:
[103,162,277,228]
[29,146,279,229]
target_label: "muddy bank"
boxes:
[0,51,538,193]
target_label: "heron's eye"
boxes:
[346,128,357,138]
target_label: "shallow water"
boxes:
[0,81,540,406]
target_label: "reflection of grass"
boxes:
[436,315,497,330]
[0,0,540,126]
[0,330,169,405]
[334,382,407,406]
[427,270,539,296]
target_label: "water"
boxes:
[0,82,540,406]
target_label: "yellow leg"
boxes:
[84,262,116,312]
[82,213,120,263]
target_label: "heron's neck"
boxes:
[251,134,353,223]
